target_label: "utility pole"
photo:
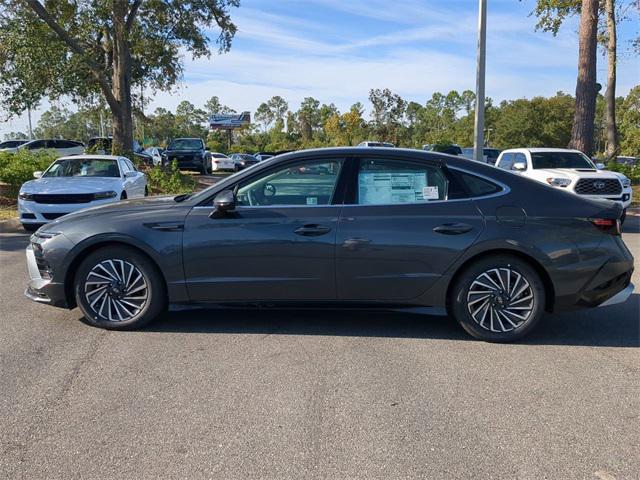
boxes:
[27,106,33,140]
[473,0,487,162]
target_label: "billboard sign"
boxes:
[209,111,251,130]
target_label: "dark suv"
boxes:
[162,138,209,173]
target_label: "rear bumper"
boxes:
[599,283,634,307]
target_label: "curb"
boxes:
[0,217,26,234]
[627,208,640,217]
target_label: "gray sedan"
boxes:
[25,147,634,342]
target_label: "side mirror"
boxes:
[596,162,605,170]
[33,171,42,179]
[210,190,236,218]
[512,162,526,171]
[125,171,137,178]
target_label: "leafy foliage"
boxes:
[0,150,57,196]
[146,161,196,195]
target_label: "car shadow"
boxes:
[622,214,639,234]
[143,294,639,347]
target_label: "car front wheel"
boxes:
[74,246,166,330]
[450,255,546,342]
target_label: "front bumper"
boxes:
[18,197,117,224]
[573,191,633,209]
[24,244,69,308]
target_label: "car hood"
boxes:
[42,195,179,227]
[21,177,122,194]
[534,168,621,180]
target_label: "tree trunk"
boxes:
[111,0,134,158]
[604,0,618,161]
[569,0,599,156]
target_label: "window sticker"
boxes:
[359,171,428,205]
[306,197,318,205]
[422,186,439,200]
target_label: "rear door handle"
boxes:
[433,223,473,235]
[294,224,332,236]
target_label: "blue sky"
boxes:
[2,0,639,136]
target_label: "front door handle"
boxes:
[294,224,332,236]
[433,223,473,235]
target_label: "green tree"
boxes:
[0,0,238,156]
[204,96,236,116]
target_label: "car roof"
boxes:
[501,147,583,154]
[55,154,125,161]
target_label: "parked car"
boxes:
[24,147,633,342]
[0,139,29,151]
[254,152,276,162]
[144,147,164,166]
[423,144,463,156]
[209,152,236,172]
[86,137,154,165]
[612,156,638,167]
[18,155,147,231]
[230,153,259,171]
[495,148,633,221]
[162,138,209,173]
[358,141,395,148]
[14,139,84,157]
[461,147,501,164]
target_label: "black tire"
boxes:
[120,191,127,200]
[620,209,626,225]
[144,186,149,197]
[450,254,546,342]
[22,223,41,232]
[74,246,166,330]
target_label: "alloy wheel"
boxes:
[466,267,534,333]
[84,259,148,322]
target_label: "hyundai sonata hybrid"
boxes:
[24,148,634,342]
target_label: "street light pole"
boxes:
[473,0,487,162]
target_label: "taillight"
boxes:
[590,218,621,235]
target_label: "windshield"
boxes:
[531,151,595,169]
[43,158,120,178]
[168,139,203,150]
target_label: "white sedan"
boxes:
[18,155,147,231]
[209,152,236,171]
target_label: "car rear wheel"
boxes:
[74,246,166,330]
[450,255,546,342]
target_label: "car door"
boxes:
[124,158,145,196]
[182,156,346,302]
[335,155,484,301]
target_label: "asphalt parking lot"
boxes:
[0,218,638,479]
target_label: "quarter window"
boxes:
[236,159,343,207]
[356,158,448,205]
[455,171,502,197]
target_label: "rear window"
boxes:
[455,170,503,197]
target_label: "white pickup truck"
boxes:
[494,148,633,221]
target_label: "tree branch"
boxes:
[23,0,120,114]
[125,0,142,31]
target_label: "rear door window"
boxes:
[355,158,448,205]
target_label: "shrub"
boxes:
[0,150,58,197]
[146,161,196,195]
[605,162,640,184]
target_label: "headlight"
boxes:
[621,176,631,188]
[33,231,62,240]
[19,192,34,201]
[546,177,571,187]
[92,191,117,200]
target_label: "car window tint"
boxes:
[513,153,527,169]
[125,159,137,171]
[497,153,514,170]
[356,158,448,205]
[455,171,502,197]
[27,140,45,149]
[236,159,343,207]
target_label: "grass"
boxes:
[0,206,17,221]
